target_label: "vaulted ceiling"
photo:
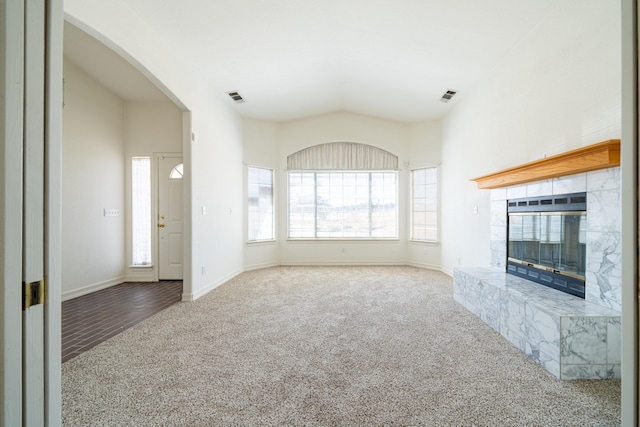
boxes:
[63,0,558,123]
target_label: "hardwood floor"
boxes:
[62,281,183,362]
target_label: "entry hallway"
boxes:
[62,281,183,362]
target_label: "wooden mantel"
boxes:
[471,139,620,189]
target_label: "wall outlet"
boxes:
[104,208,120,217]
[201,266,205,275]
[202,205,206,215]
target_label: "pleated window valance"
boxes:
[287,142,398,170]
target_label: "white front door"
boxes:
[158,156,184,280]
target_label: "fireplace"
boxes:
[506,192,586,298]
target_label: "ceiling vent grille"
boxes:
[440,89,457,103]
[226,91,245,103]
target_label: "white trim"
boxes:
[406,261,442,271]
[61,276,125,302]
[279,261,406,266]
[183,267,243,302]
[125,267,154,283]
[286,238,400,242]
[246,239,277,246]
[243,262,280,272]
[440,266,454,277]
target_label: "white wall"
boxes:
[123,101,183,282]
[62,59,125,299]
[407,120,442,269]
[243,114,443,269]
[65,0,246,301]
[242,119,280,270]
[440,0,621,275]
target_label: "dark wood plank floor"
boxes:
[62,281,183,362]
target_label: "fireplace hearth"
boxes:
[507,192,586,298]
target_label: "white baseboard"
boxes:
[243,261,280,272]
[182,267,244,302]
[64,263,450,303]
[278,261,406,266]
[440,266,454,277]
[406,261,443,271]
[62,276,125,301]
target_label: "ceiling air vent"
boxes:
[226,91,245,103]
[440,89,457,103]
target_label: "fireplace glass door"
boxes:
[508,212,586,279]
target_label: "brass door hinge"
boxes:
[23,279,45,310]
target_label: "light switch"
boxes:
[104,208,120,217]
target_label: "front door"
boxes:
[158,156,184,280]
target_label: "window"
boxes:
[132,157,152,265]
[169,163,183,179]
[411,167,438,242]
[288,171,398,239]
[248,166,274,242]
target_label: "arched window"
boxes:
[287,142,398,239]
[169,163,183,179]
[287,142,398,170]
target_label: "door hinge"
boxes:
[23,279,46,310]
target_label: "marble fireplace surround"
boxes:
[453,164,622,380]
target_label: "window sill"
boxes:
[409,239,439,245]
[286,238,400,242]
[129,264,154,268]
[246,239,277,246]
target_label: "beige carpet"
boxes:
[62,266,620,426]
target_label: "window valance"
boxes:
[286,142,398,170]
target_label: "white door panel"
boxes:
[158,156,183,280]
[23,0,46,424]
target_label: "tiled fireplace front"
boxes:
[454,167,622,379]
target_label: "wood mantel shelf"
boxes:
[471,139,620,189]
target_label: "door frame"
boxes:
[621,0,639,425]
[152,152,183,282]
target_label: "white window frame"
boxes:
[287,170,399,240]
[247,166,275,243]
[132,157,152,265]
[410,166,438,243]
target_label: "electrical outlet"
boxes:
[202,206,206,215]
[104,208,120,217]
[201,266,205,275]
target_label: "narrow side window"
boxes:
[132,157,151,265]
